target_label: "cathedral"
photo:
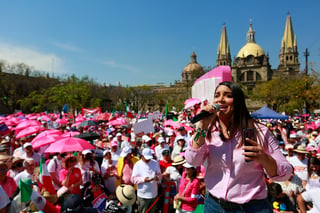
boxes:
[184,14,300,95]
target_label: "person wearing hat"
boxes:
[117,146,139,186]
[155,137,170,160]
[131,148,162,213]
[8,157,24,178]
[79,150,100,188]
[59,155,82,196]
[110,139,121,165]
[163,155,185,191]
[116,184,136,206]
[171,135,186,160]
[174,162,200,212]
[21,142,41,167]
[173,126,190,148]
[115,132,123,149]
[101,148,118,195]
[14,158,35,186]
[288,145,309,188]
[285,144,295,161]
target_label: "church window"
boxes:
[286,56,288,61]
[247,71,254,81]
[256,72,262,81]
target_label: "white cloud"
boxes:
[52,41,83,52]
[102,59,139,73]
[0,42,66,74]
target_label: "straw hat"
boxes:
[294,145,308,154]
[116,184,136,207]
[171,155,186,166]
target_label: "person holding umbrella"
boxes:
[59,155,82,196]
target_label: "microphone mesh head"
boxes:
[213,103,220,111]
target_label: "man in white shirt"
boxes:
[131,148,162,213]
[14,158,35,185]
[288,145,308,187]
[47,153,64,190]
[20,143,41,167]
[155,137,169,160]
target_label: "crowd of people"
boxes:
[0,81,320,212]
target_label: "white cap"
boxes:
[176,135,185,142]
[120,146,132,157]
[116,133,122,137]
[158,137,165,143]
[23,143,32,149]
[82,150,92,155]
[142,135,152,142]
[183,162,194,168]
[142,148,153,160]
[103,149,111,156]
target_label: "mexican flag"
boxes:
[20,178,58,213]
[125,102,133,118]
[39,156,56,194]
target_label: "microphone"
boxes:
[190,104,220,124]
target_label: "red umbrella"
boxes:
[184,98,201,109]
[16,126,45,139]
[32,134,62,149]
[55,118,68,125]
[44,137,95,153]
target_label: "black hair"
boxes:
[207,81,260,146]
[308,157,320,178]
[268,182,283,197]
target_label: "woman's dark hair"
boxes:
[207,81,257,146]
[308,156,320,178]
[268,182,283,197]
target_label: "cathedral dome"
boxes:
[183,62,203,73]
[236,42,265,58]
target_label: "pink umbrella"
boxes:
[32,129,63,143]
[184,98,201,109]
[14,120,42,131]
[32,134,62,149]
[61,131,80,138]
[75,116,86,123]
[44,137,95,153]
[55,118,68,125]
[107,118,128,126]
[163,119,174,127]
[16,126,45,139]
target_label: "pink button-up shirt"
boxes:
[185,123,292,204]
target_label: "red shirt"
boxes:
[159,159,173,173]
[59,167,82,196]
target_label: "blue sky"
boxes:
[0,1,319,86]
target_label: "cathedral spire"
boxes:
[246,20,256,43]
[277,13,300,76]
[216,24,231,66]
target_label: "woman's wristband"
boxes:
[194,127,208,143]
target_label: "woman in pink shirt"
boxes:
[185,81,292,212]
[174,162,200,212]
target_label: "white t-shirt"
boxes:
[288,156,308,181]
[155,144,170,160]
[47,156,62,189]
[21,152,41,167]
[131,159,161,199]
[302,188,320,213]
[165,166,181,189]
[101,160,117,193]
[14,170,32,185]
